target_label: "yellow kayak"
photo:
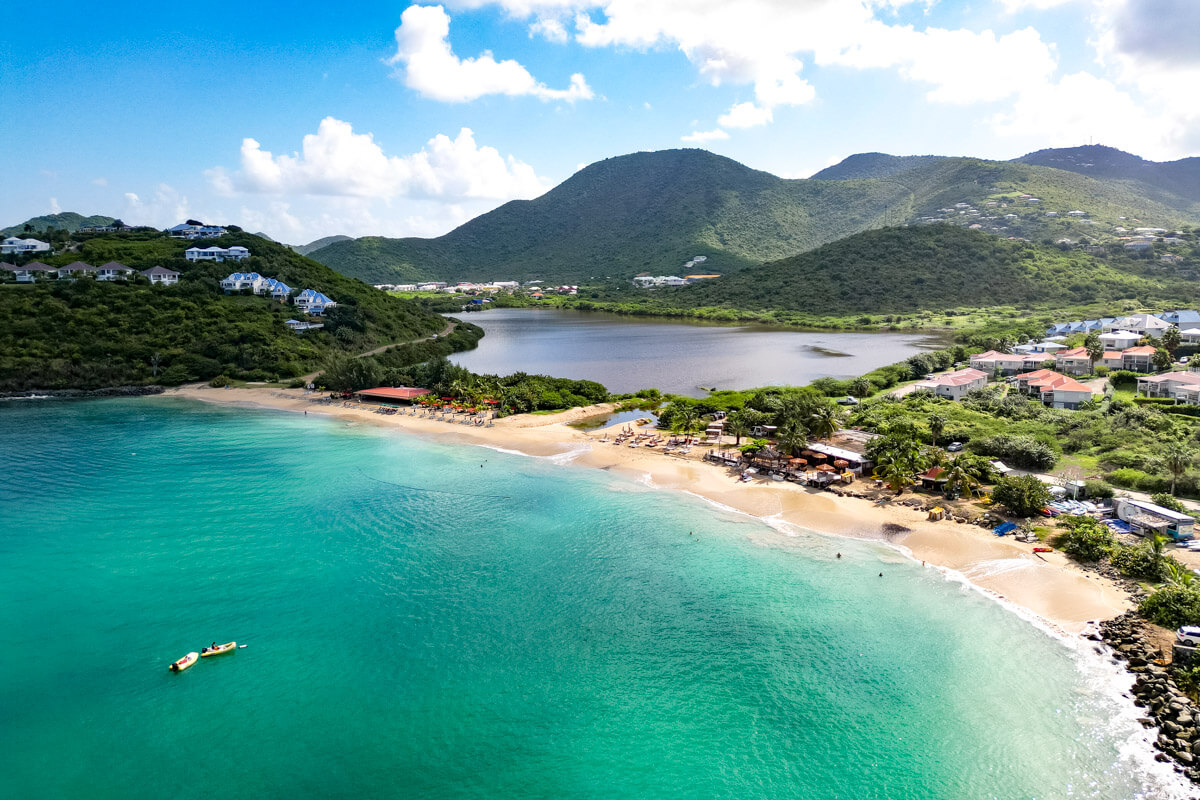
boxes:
[201,641,236,657]
[169,652,199,672]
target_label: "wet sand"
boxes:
[167,384,1129,633]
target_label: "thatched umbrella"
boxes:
[833,459,850,469]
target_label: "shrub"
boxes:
[208,374,232,388]
[969,433,1057,470]
[992,474,1053,518]
[1151,493,1189,513]
[1140,585,1200,630]
[1108,370,1140,389]
[1083,480,1114,499]
[1107,468,1169,494]
[1056,516,1115,562]
[1110,541,1175,581]
[1094,366,1110,377]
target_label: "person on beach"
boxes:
[836,553,841,559]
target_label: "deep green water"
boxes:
[0,399,1186,798]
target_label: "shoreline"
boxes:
[164,383,1131,635]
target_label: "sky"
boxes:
[2,0,1199,244]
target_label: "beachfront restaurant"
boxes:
[354,386,432,405]
[804,442,866,474]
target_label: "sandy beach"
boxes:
[167,384,1130,634]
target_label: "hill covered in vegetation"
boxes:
[2,212,116,236]
[1014,145,1200,202]
[0,230,469,391]
[311,147,1200,287]
[643,226,1200,316]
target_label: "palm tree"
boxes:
[871,436,928,496]
[1164,559,1197,589]
[1084,333,1104,374]
[942,454,993,499]
[776,420,808,457]
[1164,440,1194,495]
[808,405,841,442]
[1153,347,1174,373]
[677,406,701,439]
[928,412,946,447]
[1163,326,1182,357]
[725,413,750,446]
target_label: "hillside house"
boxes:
[7,261,57,282]
[168,222,227,239]
[1,237,50,254]
[294,289,336,315]
[1099,330,1141,350]
[1054,347,1095,375]
[1100,350,1126,369]
[968,350,1036,376]
[1137,372,1200,404]
[1182,329,1200,346]
[96,262,135,281]
[1121,346,1157,372]
[1013,369,1095,410]
[1124,241,1154,252]
[261,277,293,301]
[221,272,266,293]
[186,246,249,262]
[141,266,180,285]
[1106,314,1170,337]
[57,261,98,279]
[1164,310,1200,326]
[914,368,988,401]
[1014,341,1067,355]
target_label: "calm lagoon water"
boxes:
[450,308,947,396]
[0,398,1186,798]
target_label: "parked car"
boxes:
[947,442,964,452]
[1178,626,1200,647]
[1180,357,1190,364]
[837,396,859,406]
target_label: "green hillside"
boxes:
[309,149,917,284]
[1014,145,1200,202]
[653,226,1200,316]
[310,148,1200,286]
[2,212,116,236]
[292,234,351,256]
[0,230,469,391]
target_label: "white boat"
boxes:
[169,652,199,672]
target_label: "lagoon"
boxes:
[449,308,946,396]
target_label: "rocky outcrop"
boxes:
[0,385,165,399]
[1100,613,1200,782]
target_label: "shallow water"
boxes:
[0,398,1185,798]
[450,308,947,395]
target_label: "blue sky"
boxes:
[3,0,1198,243]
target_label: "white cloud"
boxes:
[49,197,61,214]
[388,4,592,103]
[121,184,194,228]
[211,117,547,202]
[529,17,569,42]
[681,128,729,143]
[995,0,1075,11]
[91,177,108,187]
[718,101,773,129]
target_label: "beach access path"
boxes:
[299,321,457,383]
[165,383,1131,635]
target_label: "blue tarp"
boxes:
[1102,519,1135,534]
[994,522,1018,536]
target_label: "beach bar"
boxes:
[355,387,432,405]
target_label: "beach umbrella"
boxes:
[815,464,836,472]
[833,459,850,468]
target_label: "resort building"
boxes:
[96,262,135,281]
[1136,372,1200,404]
[914,368,988,401]
[221,272,267,293]
[1163,310,1200,326]
[57,261,98,279]
[6,261,57,282]
[1182,329,1200,346]
[141,266,180,285]
[1098,330,1141,350]
[1,236,50,254]
[1106,314,1170,337]
[355,387,432,405]
[1054,347,1095,376]
[1012,369,1095,409]
[186,245,250,262]
[260,277,293,301]
[1013,341,1067,355]
[1121,346,1157,372]
[168,222,227,239]
[294,289,336,315]
[968,350,1034,376]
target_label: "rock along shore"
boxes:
[0,385,166,400]
[1100,613,1200,783]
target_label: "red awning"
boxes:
[358,387,432,401]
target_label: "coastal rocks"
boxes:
[1102,613,1200,783]
[0,385,166,399]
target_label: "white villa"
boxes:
[969,350,1045,376]
[1,237,50,254]
[186,245,250,262]
[1098,330,1141,350]
[141,266,180,285]
[97,261,136,281]
[261,277,293,302]
[168,222,227,239]
[632,275,687,288]
[1012,369,1095,410]
[914,368,988,401]
[1105,314,1170,337]
[294,289,336,315]
[1137,372,1200,405]
[221,272,266,292]
[57,261,98,279]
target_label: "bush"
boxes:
[1108,370,1140,389]
[969,433,1057,470]
[208,374,232,388]
[1083,480,1115,499]
[1107,468,1169,494]
[1056,516,1115,562]
[992,474,1053,518]
[1094,365,1110,377]
[1110,541,1174,581]
[1151,493,1189,514]
[1140,584,1200,630]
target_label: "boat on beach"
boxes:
[169,652,199,672]
[201,641,237,657]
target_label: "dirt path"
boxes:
[300,321,457,383]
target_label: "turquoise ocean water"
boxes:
[0,398,1187,798]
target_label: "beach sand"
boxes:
[166,384,1129,633]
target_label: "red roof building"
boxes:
[356,387,432,403]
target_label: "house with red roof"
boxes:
[1013,369,1096,410]
[914,368,988,401]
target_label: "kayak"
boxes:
[169,652,199,672]
[200,641,236,657]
